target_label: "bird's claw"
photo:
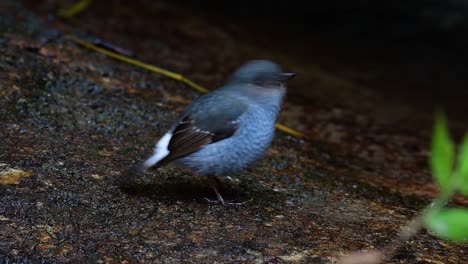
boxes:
[203,197,248,206]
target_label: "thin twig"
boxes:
[58,0,94,18]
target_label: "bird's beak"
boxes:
[278,72,296,81]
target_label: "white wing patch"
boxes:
[142,132,172,168]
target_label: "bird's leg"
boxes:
[205,176,248,206]
[205,176,226,205]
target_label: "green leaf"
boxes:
[430,112,455,192]
[457,135,468,195]
[425,208,468,242]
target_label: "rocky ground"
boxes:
[0,0,467,263]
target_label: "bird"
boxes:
[126,59,295,205]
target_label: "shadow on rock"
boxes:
[118,169,251,203]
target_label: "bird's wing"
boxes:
[158,93,248,165]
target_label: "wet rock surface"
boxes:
[1,0,467,263]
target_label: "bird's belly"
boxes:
[178,108,276,176]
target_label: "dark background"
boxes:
[175,0,468,125]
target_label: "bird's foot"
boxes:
[203,197,248,206]
[207,176,248,206]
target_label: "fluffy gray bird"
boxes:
[132,59,295,205]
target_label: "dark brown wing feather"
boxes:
[157,91,247,165]
[158,115,239,165]
[167,116,213,157]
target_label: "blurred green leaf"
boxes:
[430,112,455,192]
[425,208,468,242]
[457,135,468,195]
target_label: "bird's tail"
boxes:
[120,132,172,187]
[120,160,148,186]
[119,150,167,188]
